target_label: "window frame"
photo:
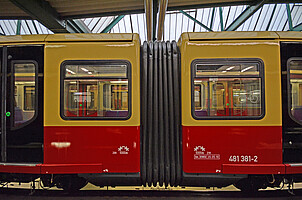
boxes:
[11,60,38,130]
[287,57,302,125]
[60,60,132,120]
[191,58,265,120]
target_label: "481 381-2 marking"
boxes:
[229,155,258,163]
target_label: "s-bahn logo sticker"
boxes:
[194,146,220,160]
[112,146,130,155]
[118,146,129,154]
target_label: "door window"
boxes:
[13,62,37,128]
[288,59,302,124]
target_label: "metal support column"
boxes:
[286,4,293,31]
[157,0,168,41]
[16,20,21,35]
[219,7,224,31]
[145,0,154,41]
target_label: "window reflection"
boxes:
[289,60,302,123]
[63,63,129,118]
[193,61,263,118]
[14,63,36,127]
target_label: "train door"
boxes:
[0,45,44,163]
[281,42,302,163]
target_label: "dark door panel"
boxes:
[1,46,44,163]
[281,42,302,163]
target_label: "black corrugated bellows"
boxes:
[141,41,182,187]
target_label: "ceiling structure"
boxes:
[0,0,281,19]
[0,0,301,41]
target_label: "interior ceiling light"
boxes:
[81,67,89,72]
[241,66,254,72]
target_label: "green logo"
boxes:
[6,112,11,117]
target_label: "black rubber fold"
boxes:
[141,42,148,185]
[141,41,181,187]
[147,42,153,185]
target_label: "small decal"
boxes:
[194,145,220,160]
[118,146,130,155]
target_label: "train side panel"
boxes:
[180,32,283,174]
[44,34,140,173]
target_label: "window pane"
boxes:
[194,78,262,117]
[289,60,302,123]
[194,80,208,117]
[65,64,127,78]
[196,63,259,77]
[14,63,36,127]
[193,60,263,118]
[64,79,129,118]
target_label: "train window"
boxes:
[288,59,302,124]
[13,62,37,128]
[61,60,131,120]
[192,59,264,119]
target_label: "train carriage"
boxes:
[0,31,302,192]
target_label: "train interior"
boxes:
[63,64,129,118]
[193,63,262,118]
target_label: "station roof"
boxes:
[0,0,286,20]
[0,1,301,42]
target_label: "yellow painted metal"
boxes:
[45,33,133,42]
[44,33,140,126]
[276,31,302,40]
[0,34,48,44]
[179,32,283,126]
[188,31,279,40]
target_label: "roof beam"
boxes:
[180,10,213,32]
[293,22,302,31]
[209,7,215,30]
[101,15,125,33]
[9,0,90,33]
[225,0,266,31]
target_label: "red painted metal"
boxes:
[44,126,140,173]
[222,164,285,174]
[182,126,283,174]
[40,163,103,174]
[0,164,41,174]
[0,164,103,174]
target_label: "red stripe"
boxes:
[183,126,283,174]
[44,126,140,173]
